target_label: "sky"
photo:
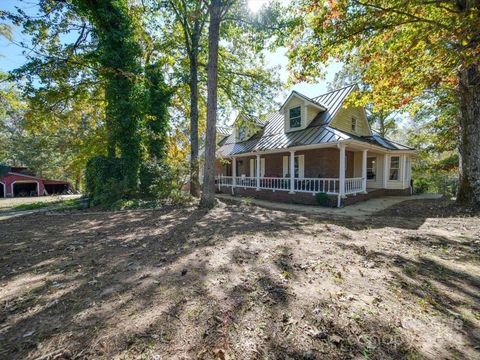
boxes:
[0,0,343,100]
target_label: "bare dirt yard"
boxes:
[0,198,479,359]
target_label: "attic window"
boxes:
[351,117,357,132]
[289,106,301,128]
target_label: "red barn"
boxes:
[0,166,72,198]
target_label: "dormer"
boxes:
[329,104,372,137]
[234,114,266,142]
[280,91,326,133]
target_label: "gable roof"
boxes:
[216,85,413,157]
[308,84,356,127]
[279,90,327,112]
[217,126,232,137]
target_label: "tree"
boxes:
[289,0,480,207]
[199,0,230,208]
[406,88,459,195]
[328,60,397,138]
[162,0,208,197]
[5,0,172,204]
[158,0,284,198]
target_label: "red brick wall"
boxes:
[217,186,412,207]
[217,148,355,179]
[221,186,323,205]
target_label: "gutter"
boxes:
[219,139,416,159]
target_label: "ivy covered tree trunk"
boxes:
[457,63,480,208]
[199,0,222,208]
[76,0,143,197]
[145,62,171,161]
[189,24,201,198]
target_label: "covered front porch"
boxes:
[215,143,412,207]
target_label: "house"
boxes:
[0,165,72,198]
[214,85,415,207]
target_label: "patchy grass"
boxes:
[10,201,53,211]
[0,195,82,211]
[0,198,479,359]
[9,198,84,212]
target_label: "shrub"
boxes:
[85,156,126,206]
[413,176,432,194]
[86,157,188,208]
[413,173,458,197]
[139,160,176,199]
[315,192,331,207]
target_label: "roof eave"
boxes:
[343,139,417,153]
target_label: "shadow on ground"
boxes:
[0,198,478,359]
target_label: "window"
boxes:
[367,157,376,180]
[249,158,265,177]
[294,156,300,177]
[351,117,357,132]
[389,156,400,180]
[282,154,304,178]
[289,106,301,128]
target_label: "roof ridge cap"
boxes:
[312,84,356,99]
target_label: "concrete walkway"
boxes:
[216,193,442,218]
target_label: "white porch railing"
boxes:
[217,175,233,187]
[260,177,290,191]
[235,176,256,188]
[216,175,365,196]
[294,178,339,194]
[345,177,363,195]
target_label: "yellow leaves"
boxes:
[287,0,478,111]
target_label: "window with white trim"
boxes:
[389,156,400,180]
[282,155,304,178]
[367,157,376,180]
[289,106,301,128]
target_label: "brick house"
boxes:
[214,85,415,207]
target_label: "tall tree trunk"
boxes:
[199,0,221,208]
[189,21,201,197]
[457,62,480,208]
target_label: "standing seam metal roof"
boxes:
[216,85,413,157]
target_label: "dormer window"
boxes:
[351,117,357,132]
[289,106,301,128]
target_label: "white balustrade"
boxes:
[345,177,364,194]
[216,175,365,195]
[235,176,257,188]
[294,178,339,194]
[259,177,290,191]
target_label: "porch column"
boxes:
[289,150,295,194]
[339,144,346,198]
[232,157,236,195]
[256,154,261,191]
[383,154,389,188]
[361,149,368,194]
[402,154,407,189]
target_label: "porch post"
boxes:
[289,150,295,194]
[361,149,368,194]
[383,154,389,188]
[232,157,236,195]
[339,144,346,199]
[402,154,407,189]
[256,154,261,191]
